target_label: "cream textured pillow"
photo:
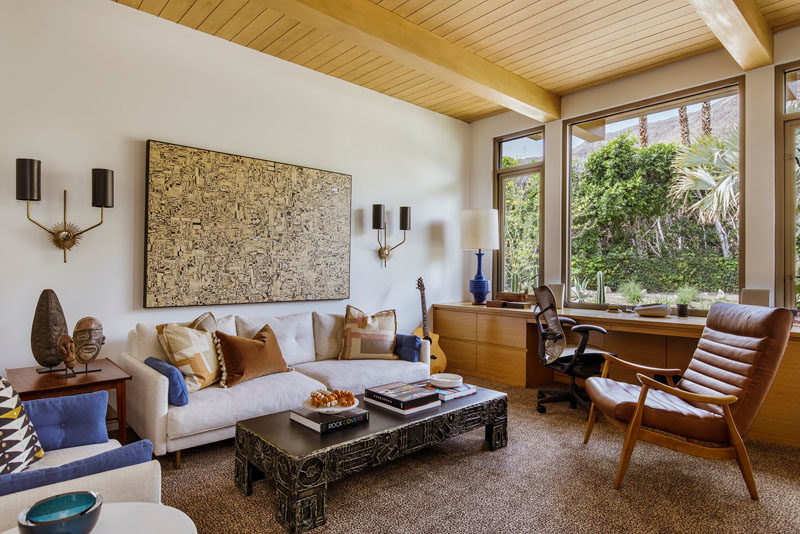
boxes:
[340,305,398,360]
[312,312,344,360]
[156,312,217,357]
[161,323,221,392]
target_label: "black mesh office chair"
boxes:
[532,286,607,414]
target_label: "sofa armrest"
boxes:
[419,339,430,365]
[0,459,161,531]
[108,352,169,456]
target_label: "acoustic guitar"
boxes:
[413,277,447,374]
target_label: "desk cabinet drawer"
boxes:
[434,310,476,341]
[438,337,476,373]
[476,344,526,387]
[477,315,526,348]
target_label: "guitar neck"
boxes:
[419,290,430,338]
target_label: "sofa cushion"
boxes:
[144,358,189,406]
[24,391,109,450]
[312,312,344,360]
[0,440,153,497]
[26,440,120,471]
[340,306,398,360]
[132,315,235,361]
[216,327,290,388]
[236,312,315,366]
[166,371,325,439]
[161,324,220,393]
[293,360,430,395]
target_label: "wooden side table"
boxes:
[5,359,132,444]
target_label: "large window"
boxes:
[565,81,742,310]
[494,128,543,293]
[777,64,800,308]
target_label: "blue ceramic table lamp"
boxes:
[461,208,499,305]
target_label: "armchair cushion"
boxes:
[585,377,728,443]
[144,358,189,406]
[23,391,108,451]
[0,439,153,497]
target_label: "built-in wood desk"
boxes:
[432,302,800,447]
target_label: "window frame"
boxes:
[492,127,545,297]
[561,77,746,313]
[774,60,800,308]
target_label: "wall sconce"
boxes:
[372,204,410,267]
[16,159,114,263]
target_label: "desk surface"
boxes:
[433,302,800,340]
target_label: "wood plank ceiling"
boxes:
[114,0,800,123]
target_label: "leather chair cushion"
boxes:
[585,377,729,443]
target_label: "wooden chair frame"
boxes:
[584,353,759,500]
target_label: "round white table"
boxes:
[4,502,196,534]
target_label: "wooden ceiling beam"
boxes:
[689,0,773,70]
[252,0,560,121]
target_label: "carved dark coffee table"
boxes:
[235,387,507,533]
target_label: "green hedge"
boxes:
[572,252,738,293]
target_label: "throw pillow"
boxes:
[144,358,189,406]
[23,391,109,450]
[395,334,422,362]
[216,326,290,388]
[161,323,221,392]
[340,305,398,360]
[312,312,345,360]
[0,377,44,474]
[155,312,217,357]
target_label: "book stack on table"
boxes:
[410,380,477,401]
[364,382,441,415]
[290,407,369,434]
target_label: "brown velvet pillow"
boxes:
[215,326,289,388]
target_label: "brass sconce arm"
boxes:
[388,230,407,252]
[74,207,104,237]
[26,201,56,236]
[373,204,410,267]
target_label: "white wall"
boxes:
[0,0,470,369]
[470,26,800,300]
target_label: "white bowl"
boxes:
[430,373,463,388]
[302,397,359,414]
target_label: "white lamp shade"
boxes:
[461,208,499,250]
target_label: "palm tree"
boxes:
[638,116,648,146]
[678,106,690,146]
[701,101,712,136]
[671,128,739,257]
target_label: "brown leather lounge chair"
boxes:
[582,303,792,499]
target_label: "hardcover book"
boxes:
[364,397,441,415]
[364,382,440,410]
[410,380,478,401]
[289,407,369,434]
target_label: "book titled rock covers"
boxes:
[290,407,369,434]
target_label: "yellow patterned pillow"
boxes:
[161,324,220,392]
[155,312,217,359]
[340,305,398,360]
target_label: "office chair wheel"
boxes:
[536,403,546,414]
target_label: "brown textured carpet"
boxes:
[159,378,800,533]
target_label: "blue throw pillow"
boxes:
[0,440,153,497]
[395,334,421,362]
[145,357,189,406]
[23,391,108,451]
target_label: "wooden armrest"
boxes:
[600,353,682,375]
[636,373,738,405]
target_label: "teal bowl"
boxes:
[17,491,102,534]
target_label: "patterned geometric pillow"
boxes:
[161,324,221,393]
[155,312,217,359]
[339,305,398,360]
[0,377,44,474]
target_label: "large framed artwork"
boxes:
[144,140,351,308]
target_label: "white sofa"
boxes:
[111,311,430,457]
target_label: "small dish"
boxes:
[302,397,359,414]
[430,373,463,388]
[18,491,102,534]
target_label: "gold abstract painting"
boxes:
[144,140,351,308]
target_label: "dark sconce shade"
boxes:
[372,204,385,230]
[91,169,114,208]
[16,159,41,201]
[399,206,411,231]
